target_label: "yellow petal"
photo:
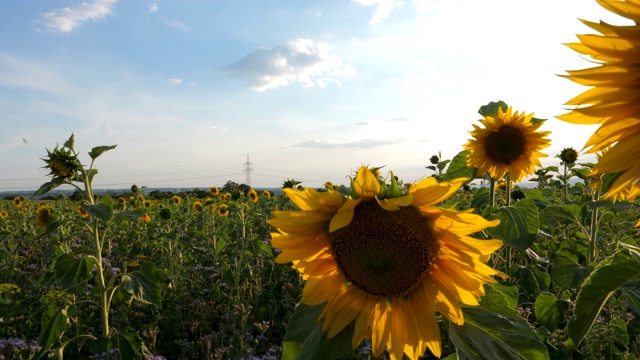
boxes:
[355,166,380,198]
[329,198,360,232]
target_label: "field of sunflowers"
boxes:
[3,0,640,359]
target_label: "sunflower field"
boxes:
[3,0,640,359]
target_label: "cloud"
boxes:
[37,0,117,33]
[388,116,408,122]
[353,0,403,25]
[168,78,183,84]
[222,38,357,92]
[296,138,398,149]
[148,3,158,13]
[161,18,193,32]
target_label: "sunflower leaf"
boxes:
[486,199,538,251]
[449,307,549,360]
[282,303,355,360]
[88,144,117,160]
[442,150,476,183]
[568,244,640,347]
[534,292,569,332]
[478,101,508,117]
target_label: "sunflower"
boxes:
[558,0,640,200]
[268,166,505,359]
[117,197,126,205]
[193,201,203,212]
[20,207,28,214]
[217,204,229,217]
[0,210,8,219]
[210,186,220,196]
[36,207,53,229]
[558,147,579,165]
[139,213,151,223]
[13,197,22,209]
[262,190,272,198]
[76,206,89,218]
[171,195,182,206]
[248,189,259,203]
[465,106,551,182]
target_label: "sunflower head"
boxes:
[465,106,551,182]
[269,166,505,359]
[209,187,220,196]
[429,155,440,165]
[117,197,126,205]
[558,147,579,165]
[42,146,80,179]
[13,197,22,208]
[261,190,272,198]
[171,195,182,206]
[0,210,8,219]
[217,204,229,217]
[247,189,259,203]
[76,206,89,218]
[192,201,203,212]
[36,207,53,229]
[138,213,151,223]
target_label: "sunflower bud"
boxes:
[558,147,579,165]
[42,146,80,179]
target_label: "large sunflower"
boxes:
[268,166,505,359]
[558,0,640,200]
[465,106,551,182]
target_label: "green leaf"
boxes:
[282,303,354,360]
[534,292,569,332]
[36,307,70,358]
[486,200,538,251]
[621,280,640,314]
[515,265,550,297]
[478,282,519,317]
[449,307,549,360]
[33,177,65,198]
[112,332,143,360]
[551,249,591,291]
[471,187,490,209]
[568,244,640,346]
[540,205,581,226]
[81,203,113,222]
[64,134,75,150]
[442,150,476,183]
[525,189,549,208]
[119,261,162,308]
[54,254,96,295]
[88,144,117,160]
[478,100,508,117]
[586,200,632,212]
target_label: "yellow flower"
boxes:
[324,181,335,190]
[247,189,259,203]
[117,197,126,205]
[209,186,220,196]
[262,190,272,198]
[268,166,505,359]
[36,207,53,229]
[76,206,89,218]
[206,204,217,212]
[221,193,231,202]
[139,213,151,223]
[171,195,182,206]
[0,210,8,219]
[558,0,640,200]
[13,197,22,209]
[217,204,229,217]
[20,207,28,214]
[465,106,551,182]
[192,201,203,212]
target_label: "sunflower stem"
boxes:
[588,180,601,264]
[489,177,497,208]
[505,175,512,207]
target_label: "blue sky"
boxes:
[0,0,621,191]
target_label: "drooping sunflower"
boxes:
[192,201,203,212]
[209,186,220,196]
[465,106,551,182]
[558,0,640,200]
[247,189,259,203]
[171,195,182,206]
[76,206,89,218]
[217,204,229,217]
[268,166,505,359]
[36,207,53,229]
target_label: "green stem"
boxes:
[505,175,512,207]
[489,177,497,208]
[588,180,601,264]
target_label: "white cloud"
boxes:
[37,0,118,33]
[223,39,356,92]
[296,138,398,149]
[353,0,403,25]
[148,3,158,13]
[168,78,183,84]
[161,18,193,32]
